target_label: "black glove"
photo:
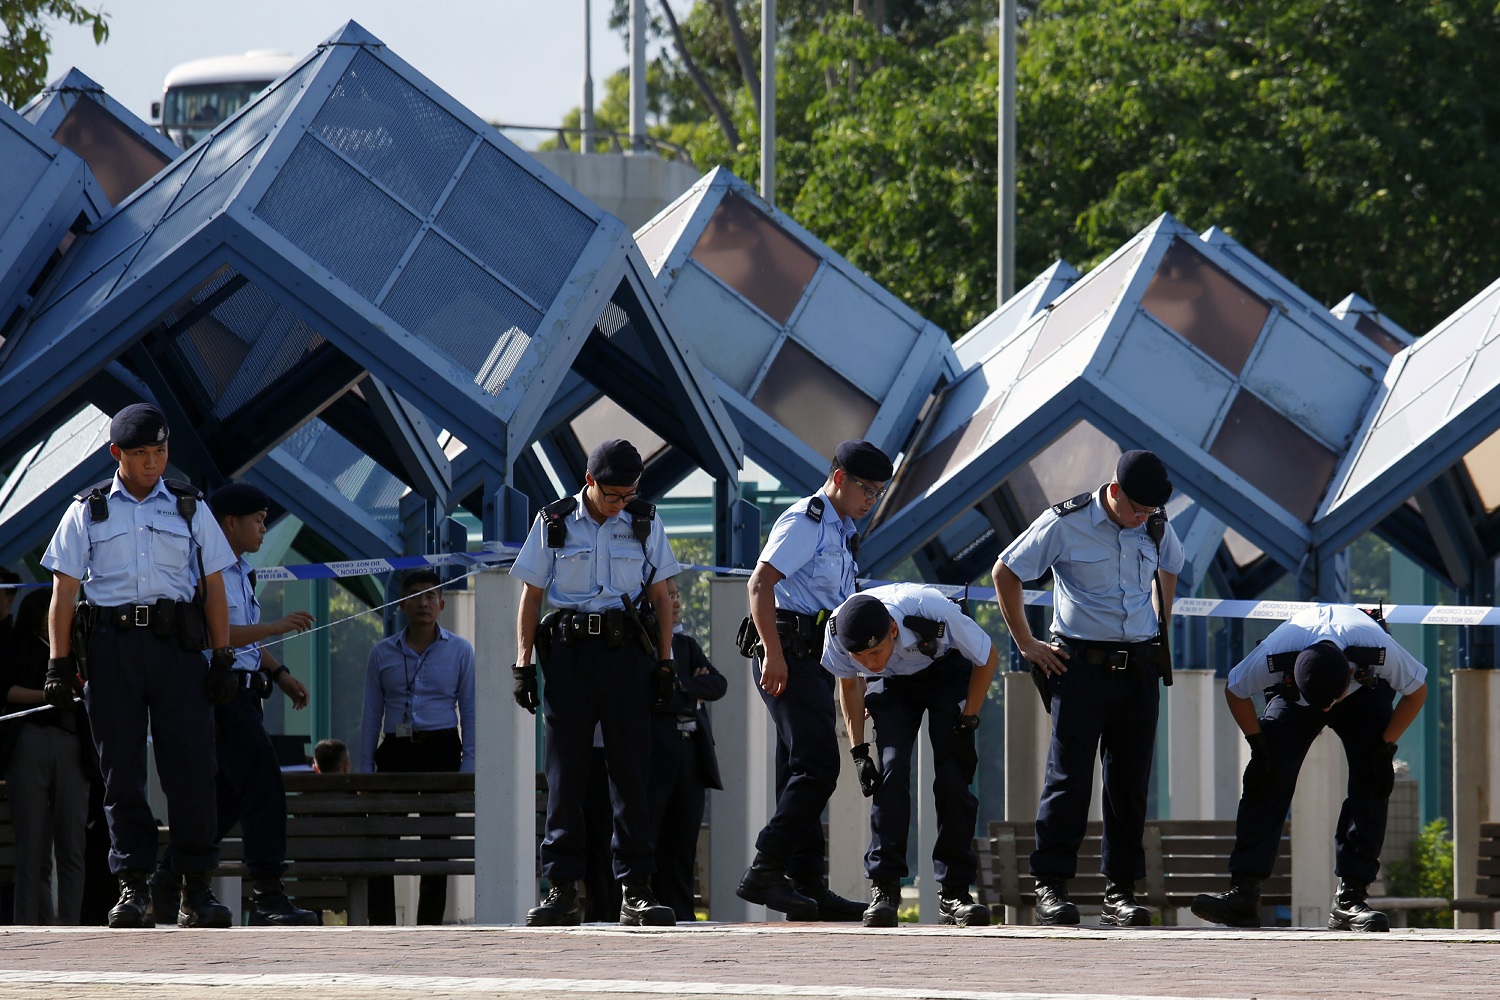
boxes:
[1242,730,1274,801]
[205,647,239,706]
[651,659,678,711]
[850,742,883,797]
[1367,740,1398,798]
[512,662,539,714]
[951,715,980,784]
[44,657,81,709]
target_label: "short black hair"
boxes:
[0,567,21,585]
[401,569,442,595]
[313,738,348,772]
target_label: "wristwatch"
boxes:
[955,714,980,731]
[268,665,290,682]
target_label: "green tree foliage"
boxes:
[1384,818,1454,927]
[0,1,109,108]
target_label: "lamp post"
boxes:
[997,0,1016,305]
[761,0,776,205]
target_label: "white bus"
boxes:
[155,49,297,149]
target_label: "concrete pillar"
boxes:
[828,700,868,905]
[708,575,771,920]
[470,569,535,924]
[915,714,937,922]
[1003,671,1047,821]
[1166,670,1216,819]
[1213,677,1245,820]
[1453,669,1500,928]
[1290,727,1345,927]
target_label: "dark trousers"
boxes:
[84,628,218,875]
[368,727,462,925]
[649,715,707,921]
[753,651,839,879]
[864,657,979,887]
[540,636,655,882]
[582,747,622,921]
[1230,682,1397,885]
[1030,662,1159,883]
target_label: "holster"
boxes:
[735,616,762,659]
[534,615,554,667]
[1030,664,1051,714]
[1155,631,1173,687]
[620,593,656,656]
[70,604,96,683]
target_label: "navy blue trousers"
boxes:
[1031,662,1159,883]
[84,627,218,875]
[864,656,979,888]
[369,727,462,924]
[1229,681,1396,884]
[753,651,839,879]
[649,716,706,920]
[540,636,655,882]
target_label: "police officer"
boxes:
[990,449,1184,926]
[736,439,892,921]
[41,403,238,929]
[1191,604,1428,932]
[512,439,681,927]
[824,583,998,928]
[148,483,320,927]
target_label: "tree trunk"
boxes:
[660,0,741,150]
[720,0,762,115]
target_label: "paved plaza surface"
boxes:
[0,923,1496,1000]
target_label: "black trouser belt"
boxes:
[383,727,459,743]
[93,600,194,629]
[550,608,626,641]
[1056,637,1159,673]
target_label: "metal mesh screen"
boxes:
[313,51,473,217]
[436,142,594,309]
[128,142,267,286]
[285,418,403,526]
[382,232,540,395]
[256,135,422,299]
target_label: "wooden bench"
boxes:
[981,819,1291,925]
[1450,821,1500,927]
[214,771,475,925]
[0,783,13,890]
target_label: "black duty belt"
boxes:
[550,608,625,641]
[94,600,192,630]
[1056,636,1159,674]
[383,727,458,743]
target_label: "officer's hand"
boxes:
[44,657,81,709]
[512,661,539,714]
[272,611,316,634]
[1367,740,1398,799]
[1241,730,1274,801]
[205,647,239,706]
[651,659,678,711]
[1019,637,1070,677]
[850,742,883,797]
[759,649,789,697]
[950,715,980,784]
[277,670,310,710]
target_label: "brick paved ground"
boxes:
[1,923,1497,999]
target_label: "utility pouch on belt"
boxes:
[1031,664,1051,714]
[70,604,96,682]
[535,614,554,665]
[604,607,627,650]
[736,616,763,659]
[175,599,208,651]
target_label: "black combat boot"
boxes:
[791,874,867,922]
[736,853,819,920]
[862,879,900,928]
[526,881,582,926]
[108,872,155,929]
[178,872,233,928]
[1190,874,1262,928]
[620,878,675,926]
[937,885,990,928]
[1099,879,1151,927]
[148,867,180,927]
[1328,879,1390,933]
[1033,879,1080,925]
[250,877,321,926]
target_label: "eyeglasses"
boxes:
[1122,495,1157,517]
[598,488,640,504]
[844,475,888,501]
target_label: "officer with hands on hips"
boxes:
[990,449,1184,926]
[148,482,320,927]
[823,582,998,928]
[736,439,892,921]
[512,438,681,927]
[1191,603,1428,932]
[41,403,238,929]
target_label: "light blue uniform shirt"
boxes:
[1227,604,1428,705]
[998,485,1185,643]
[822,582,994,681]
[759,490,858,615]
[42,473,235,605]
[219,555,261,673]
[511,490,680,611]
[360,626,477,773]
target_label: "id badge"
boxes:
[396,715,413,739]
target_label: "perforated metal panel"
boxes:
[313,51,473,217]
[177,279,327,417]
[282,418,404,526]
[436,143,594,309]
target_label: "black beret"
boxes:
[209,482,271,518]
[835,440,894,482]
[586,438,644,487]
[835,594,894,652]
[1115,449,1172,507]
[110,403,169,449]
[1294,640,1351,711]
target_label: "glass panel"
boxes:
[1463,427,1500,513]
[1143,239,1269,375]
[1209,390,1337,521]
[690,192,819,325]
[1221,527,1263,568]
[1002,422,1121,523]
[884,398,1001,515]
[1020,246,1140,377]
[1354,313,1404,356]
[571,398,667,465]
[51,97,172,205]
[750,338,878,460]
[635,190,703,272]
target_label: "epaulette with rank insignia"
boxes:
[74,479,114,523]
[806,496,825,523]
[1051,491,1093,517]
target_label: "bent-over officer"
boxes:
[1192,604,1428,932]
[41,403,238,929]
[736,440,892,921]
[990,449,1183,926]
[149,482,320,926]
[824,583,998,928]
[512,439,680,927]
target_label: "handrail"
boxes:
[494,123,698,167]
